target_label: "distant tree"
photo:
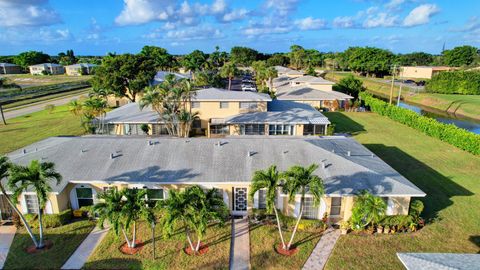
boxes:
[289,45,306,70]
[265,66,278,91]
[208,46,229,68]
[220,62,238,90]
[398,52,434,66]
[230,46,258,66]
[305,49,324,68]
[266,53,289,67]
[58,50,77,65]
[442,45,478,67]
[341,47,396,77]
[333,75,365,99]
[92,54,156,102]
[0,56,15,64]
[139,46,174,71]
[181,50,207,80]
[13,51,50,69]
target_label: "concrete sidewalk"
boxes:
[229,217,250,270]
[61,226,109,270]
[0,225,16,270]
[302,227,340,270]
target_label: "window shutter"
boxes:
[253,191,259,209]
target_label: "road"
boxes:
[3,92,88,120]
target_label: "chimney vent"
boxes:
[247,151,254,157]
[347,151,351,156]
[371,153,375,158]
[321,161,326,169]
[22,149,26,154]
[148,140,152,146]
[110,153,114,159]
[331,149,335,153]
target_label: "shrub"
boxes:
[279,213,326,231]
[20,209,72,228]
[140,124,150,135]
[381,215,413,231]
[326,123,335,135]
[409,200,424,219]
[425,70,480,95]
[360,92,480,155]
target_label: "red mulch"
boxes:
[275,243,299,256]
[25,240,53,254]
[184,243,209,256]
[119,240,144,255]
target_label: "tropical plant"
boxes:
[220,62,238,90]
[8,160,62,249]
[161,185,228,254]
[93,188,155,249]
[350,190,386,230]
[265,67,278,91]
[249,165,286,249]
[333,74,365,99]
[282,164,325,250]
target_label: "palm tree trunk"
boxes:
[287,201,303,250]
[185,228,195,252]
[195,237,201,252]
[37,197,45,249]
[0,185,39,248]
[273,207,286,249]
[0,104,6,125]
[131,221,137,248]
[228,78,232,91]
[121,227,132,248]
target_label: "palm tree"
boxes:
[82,97,107,133]
[282,164,325,250]
[265,67,278,91]
[350,190,386,230]
[8,160,62,249]
[249,165,287,249]
[68,99,83,116]
[161,186,228,253]
[93,188,154,249]
[220,63,238,90]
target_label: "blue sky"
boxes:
[0,0,479,56]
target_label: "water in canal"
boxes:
[397,102,480,134]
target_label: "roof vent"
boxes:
[331,149,335,153]
[321,161,326,169]
[283,150,289,154]
[35,148,38,152]
[22,149,26,154]
[371,153,375,158]
[110,153,114,159]
[80,149,86,153]
[247,151,255,157]
[148,140,152,146]
[347,151,351,156]
[185,140,190,143]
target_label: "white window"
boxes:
[330,197,342,216]
[76,188,94,207]
[220,102,229,109]
[240,124,265,135]
[303,197,317,219]
[269,124,293,135]
[210,125,229,135]
[25,195,39,214]
[147,189,164,200]
[258,189,267,209]
[191,102,201,108]
[239,102,257,109]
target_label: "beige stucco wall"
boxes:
[389,196,411,215]
[400,67,434,79]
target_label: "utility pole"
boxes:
[389,64,397,104]
[0,103,6,125]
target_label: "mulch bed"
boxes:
[119,240,144,255]
[184,242,209,256]
[25,240,53,254]
[275,243,299,256]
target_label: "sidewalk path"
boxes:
[229,217,250,270]
[302,227,340,270]
[0,225,16,270]
[61,226,109,270]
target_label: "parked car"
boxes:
[416,81,426,86]
[242,85,256,91]
[403,79,416,84]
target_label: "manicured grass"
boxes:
[4,88,89,110]
[324,112,480,269]
[84,221,231,269]
[250,223,323,270]
[325,72,480,120]
[4,219,95,269]
[1,74,92,88]
[0,104,85,154]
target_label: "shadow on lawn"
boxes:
[324,112,366,135]
[83,258,142,270]
[469,235,480,253]
[364,144,473,222]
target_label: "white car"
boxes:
[242,85,256,91]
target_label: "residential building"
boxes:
[1,136,426,223]
[29,63,65,75]
[65,63,97,76]
[274,66,304,78]
[97,87,331,137]
[0,63,22,74]
[399,66,456,80]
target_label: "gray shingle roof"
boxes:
[276,85,353,101]
[225,100,330,125]
[104,103,159,124]
[65,63,97,68]
[273,76,292,88]
[5,136,426,198]
[0,63,19,67]
[152,71,191,85]
[192,88,272,101]
[291,75,335,85]
[397,253,480,270]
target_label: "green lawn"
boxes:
[0,104,85,154]
[325,72,480,121]
[4,88,89,110]
[4,219,95,269]
[1,74,92,88]
[84,221,231,269]
[324,112,480,269]
[250,222,323,270]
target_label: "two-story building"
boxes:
[29,63,65,75]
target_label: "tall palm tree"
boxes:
[282,164,324,250]
[83,97,107,133]
[161,186,228,253]
[266,67,278,91]
[249,165,286,249]
[8,160,62,249]
[220,63,238,90]
[0,157,39,247]
[350,190,386,230]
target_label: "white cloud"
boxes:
[0,0,61,27]
[115,0,175,25]
[222,8,248,22]
[264,0,300,17]
[211,0,226,14]
[385,0,405,10]
[333,16,356,28]
[451,16,480,32]
[0,27,72,43]
[242,25,291,37]
[403,4,439,27]
[363,12,398,28]
[165,25,224,41]
[294,17,328,30]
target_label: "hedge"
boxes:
[23,209,73,228]
[425,70,480,95]
[360,92,480,155]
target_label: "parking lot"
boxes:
[230,73,257,92]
